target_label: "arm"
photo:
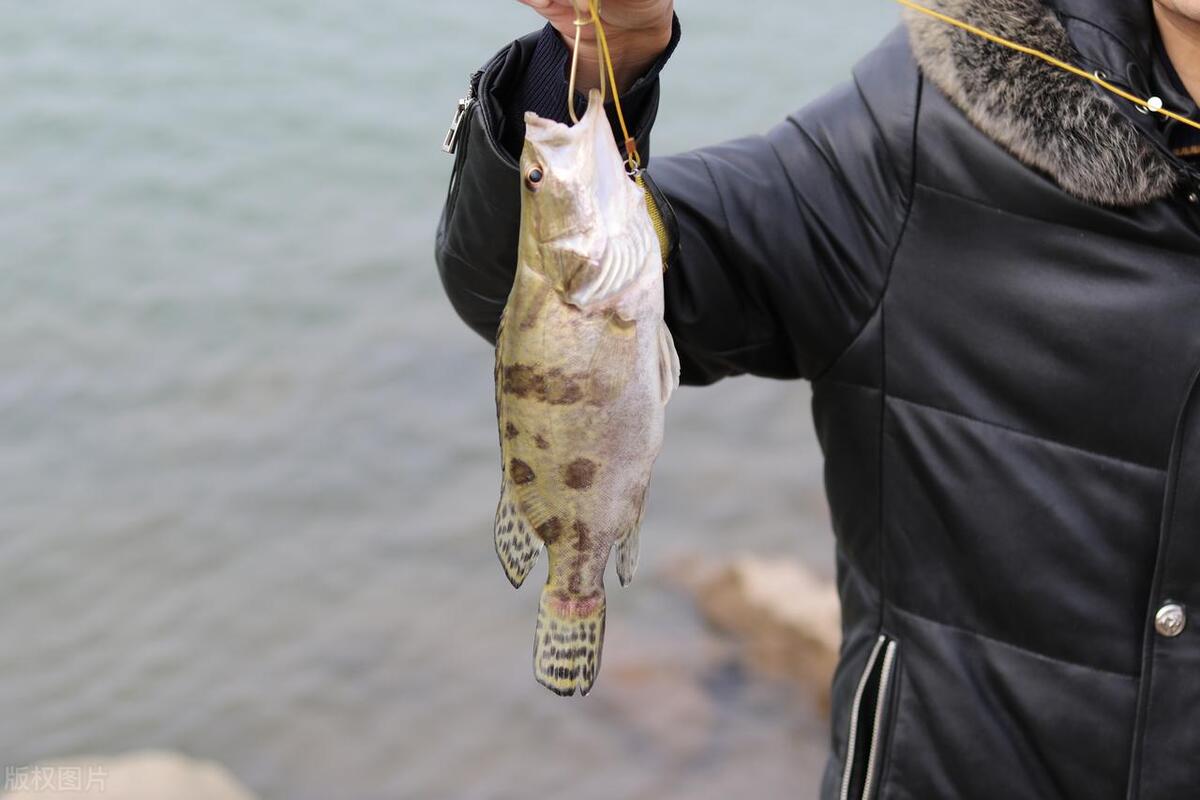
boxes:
[435,24,919,384]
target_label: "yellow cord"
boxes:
[570,0,1197,271]
[894,0,1200,133]
[562,0,1199,271]
[587,0,642,170]
[568,0,669,268]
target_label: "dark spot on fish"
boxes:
[555,375,583,405]
[572,520,591,550]
[563,458,597,490]
[534,434,550,450]
[567,552,588,594]
[502,364,539,398]
[504,421,519,440]
[509,459,535,485]
[502,364,584,405]
[518,282,551,331]
[536,517,563,544]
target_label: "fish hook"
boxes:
[567,0,605,123]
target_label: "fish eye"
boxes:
[525,166,544,190]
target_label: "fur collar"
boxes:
[903,0,1182,206]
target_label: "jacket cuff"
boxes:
[495,15,681,160]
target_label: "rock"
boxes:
[1,751,257,800]
[685,556,841,712]
[600,659,718,761]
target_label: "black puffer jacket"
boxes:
[435,1,1200,797]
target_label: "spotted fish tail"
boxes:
[534,586,606,697]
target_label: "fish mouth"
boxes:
[524,90,605,143]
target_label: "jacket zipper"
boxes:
[861,639,898,800]
[839,634,899,800]
[439,70,485,224]
[441,70,481,155]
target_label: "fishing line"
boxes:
[894,0,1200,133]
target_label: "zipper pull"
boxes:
[442,96,471,154]
[441,72,480,155]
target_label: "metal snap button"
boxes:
[1155,603,1186,638]
[1138,96,1164,115]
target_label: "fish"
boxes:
[493,89,679,697]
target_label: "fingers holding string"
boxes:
[515,0,594,34]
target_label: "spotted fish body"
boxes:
[494,90,679,697]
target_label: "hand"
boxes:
[515,0,674,94]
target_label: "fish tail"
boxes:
[533,585,605,697]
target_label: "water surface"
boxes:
[1,3,898,797]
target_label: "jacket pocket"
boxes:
[839,634,900,800]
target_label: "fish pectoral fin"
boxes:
[534,586,606,697]
[615,525,640,587]
[494,476,544,588]
[657,320,680,405]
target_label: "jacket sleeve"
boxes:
[435,25,919,385]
